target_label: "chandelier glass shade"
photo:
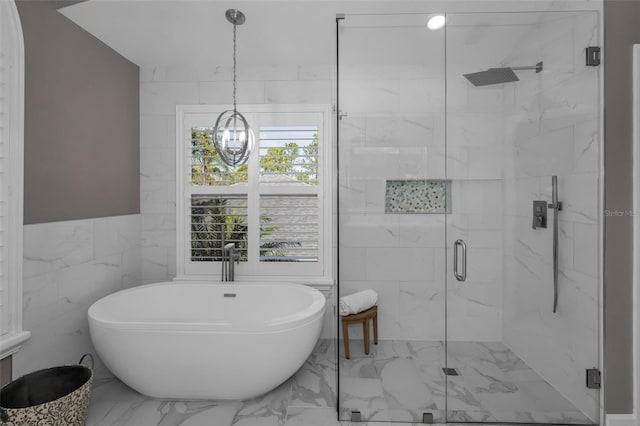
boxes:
[212,9,254,168]
[213,109,254,167]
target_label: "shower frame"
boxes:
[335,9,604,425]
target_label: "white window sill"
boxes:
[173,275,335,291]
[0,331,31,360]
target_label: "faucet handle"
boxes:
[532,200,548,229]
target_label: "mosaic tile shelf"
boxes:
[385,179,451,214]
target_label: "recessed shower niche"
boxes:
[337,11,601,425]
[385,180,452,214]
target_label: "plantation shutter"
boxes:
[259,195,319,262]
[190,195,248,262]
[258,126,319,262]
[258,127,318,185]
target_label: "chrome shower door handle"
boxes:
[453,239,467,282]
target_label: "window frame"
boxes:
[176,104,332,285]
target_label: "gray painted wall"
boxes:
[16,0,139,225]
[604,0,640,415]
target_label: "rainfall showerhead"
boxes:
[464,67,519,86]
[463,61,543,87]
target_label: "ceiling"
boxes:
[59,1,385,69]
[58,0,600,69]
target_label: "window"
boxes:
[176,105,332,283]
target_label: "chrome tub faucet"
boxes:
[222,243,240,282]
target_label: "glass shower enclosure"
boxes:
[336,11,601,424]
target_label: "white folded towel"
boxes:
[339,290,378,316]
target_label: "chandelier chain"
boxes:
[232,19,237,113]
[213,9,252,168]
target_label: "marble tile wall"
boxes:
[15,214,141,379]
[338,15,505,343]
[337,42,447,341]
[500,11,600,422]
[137,9,600,399]
[139,64,336,338]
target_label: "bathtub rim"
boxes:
[88,280,326,333]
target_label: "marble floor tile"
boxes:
[339,377,387,410]
[290,366,336,408]
[339,356,379,379]
[290,340,337,408]
[447,409,497,423]
[338,339,594,425]
[285,407,340,426]
[88,399,239,426]
[338,407,391,423]
[446,341,532,383]
[86,378,290,426]
[376,357,437,410]
[406,340,445,366]
[534,411,593,425]
[385,408,446,424]
[444,378,486,413]
[90,378,147,404]
[86,400,136,426]
[87,339,593,425]
[368,340,414,360]
[232,378,292,426]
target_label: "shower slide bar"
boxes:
[548,176,562,313]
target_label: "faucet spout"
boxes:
[222,243,238,282]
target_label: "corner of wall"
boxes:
[0,356,11,386]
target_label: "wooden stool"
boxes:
[341,305,378,359]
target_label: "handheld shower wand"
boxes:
[548,176,562,313]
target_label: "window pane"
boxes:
[260,195,318,262]
[191,127,248,186]
[259,126,318,186]
[191,195,248,261]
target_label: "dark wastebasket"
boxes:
[0,354,93,426]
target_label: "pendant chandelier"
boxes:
[212,9,254,168]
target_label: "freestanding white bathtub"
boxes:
[88,281,326,400]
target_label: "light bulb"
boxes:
[222,129,230,149]
[427,15,446,31]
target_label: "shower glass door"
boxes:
[444,11,601,424]
[337,10,601,425]
[337,13,448,423]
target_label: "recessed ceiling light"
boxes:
[427,15,446,31]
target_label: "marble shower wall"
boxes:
[338,15,505,342]
[15,215,141,378]
[338,17,446,342]
[500,12,600,421]
[139,64,336,338]
[443,17,532,342]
